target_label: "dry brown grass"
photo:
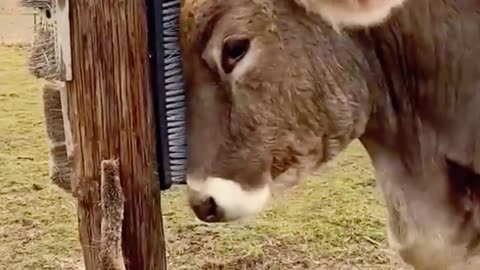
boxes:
[0,44,83,270]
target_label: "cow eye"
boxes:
[221,36,250,74]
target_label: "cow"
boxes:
[179,0,480,269]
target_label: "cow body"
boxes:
[352,2,480,268]
[179,0,480,269]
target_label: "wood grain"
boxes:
[55,0,72,81]
[67,0,167,269]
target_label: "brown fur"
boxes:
[100,159,126,270]
[181,0,369,189]
[180,0,480,269]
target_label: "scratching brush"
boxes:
[42,81,72,192]
[147,0,188,189]
[21,0,188,191]
[20,0,72,191]
[20,0,60,81]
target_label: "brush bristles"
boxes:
[48,142,72,192]
[21,0,59,80]
[43,82,71,192]
[100,159,126,270]
[28,26,59,80]
[43,81,66,142]
[19,0,52,9]
[162,0,187,185]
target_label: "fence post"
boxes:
[66,0,167,269]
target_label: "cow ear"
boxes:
[294,0,406,30]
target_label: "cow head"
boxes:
[179,0,405,223]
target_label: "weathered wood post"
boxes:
[66,0,167,269]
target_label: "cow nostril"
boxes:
[206,197,218,219]
[189,191,224,222]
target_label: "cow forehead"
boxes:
[180,0,226,51]
[180,0,279,50]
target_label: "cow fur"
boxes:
[294,0,407,30]
[179,0,480,269]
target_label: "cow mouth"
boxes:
[271,153,298,178]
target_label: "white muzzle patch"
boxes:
[187,176,271,221]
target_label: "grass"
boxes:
[0,45,408,270]
[0,45,82,270]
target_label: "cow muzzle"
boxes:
[186,176,271,223]
[188,189,226,222]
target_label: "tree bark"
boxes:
[66,0,167,269]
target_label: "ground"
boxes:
[0,2,409,270]
[0,2,33,45]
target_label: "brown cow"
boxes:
[179,0,480,269]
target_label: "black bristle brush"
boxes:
[146,0,188,190]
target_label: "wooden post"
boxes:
[66,0,167,269]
